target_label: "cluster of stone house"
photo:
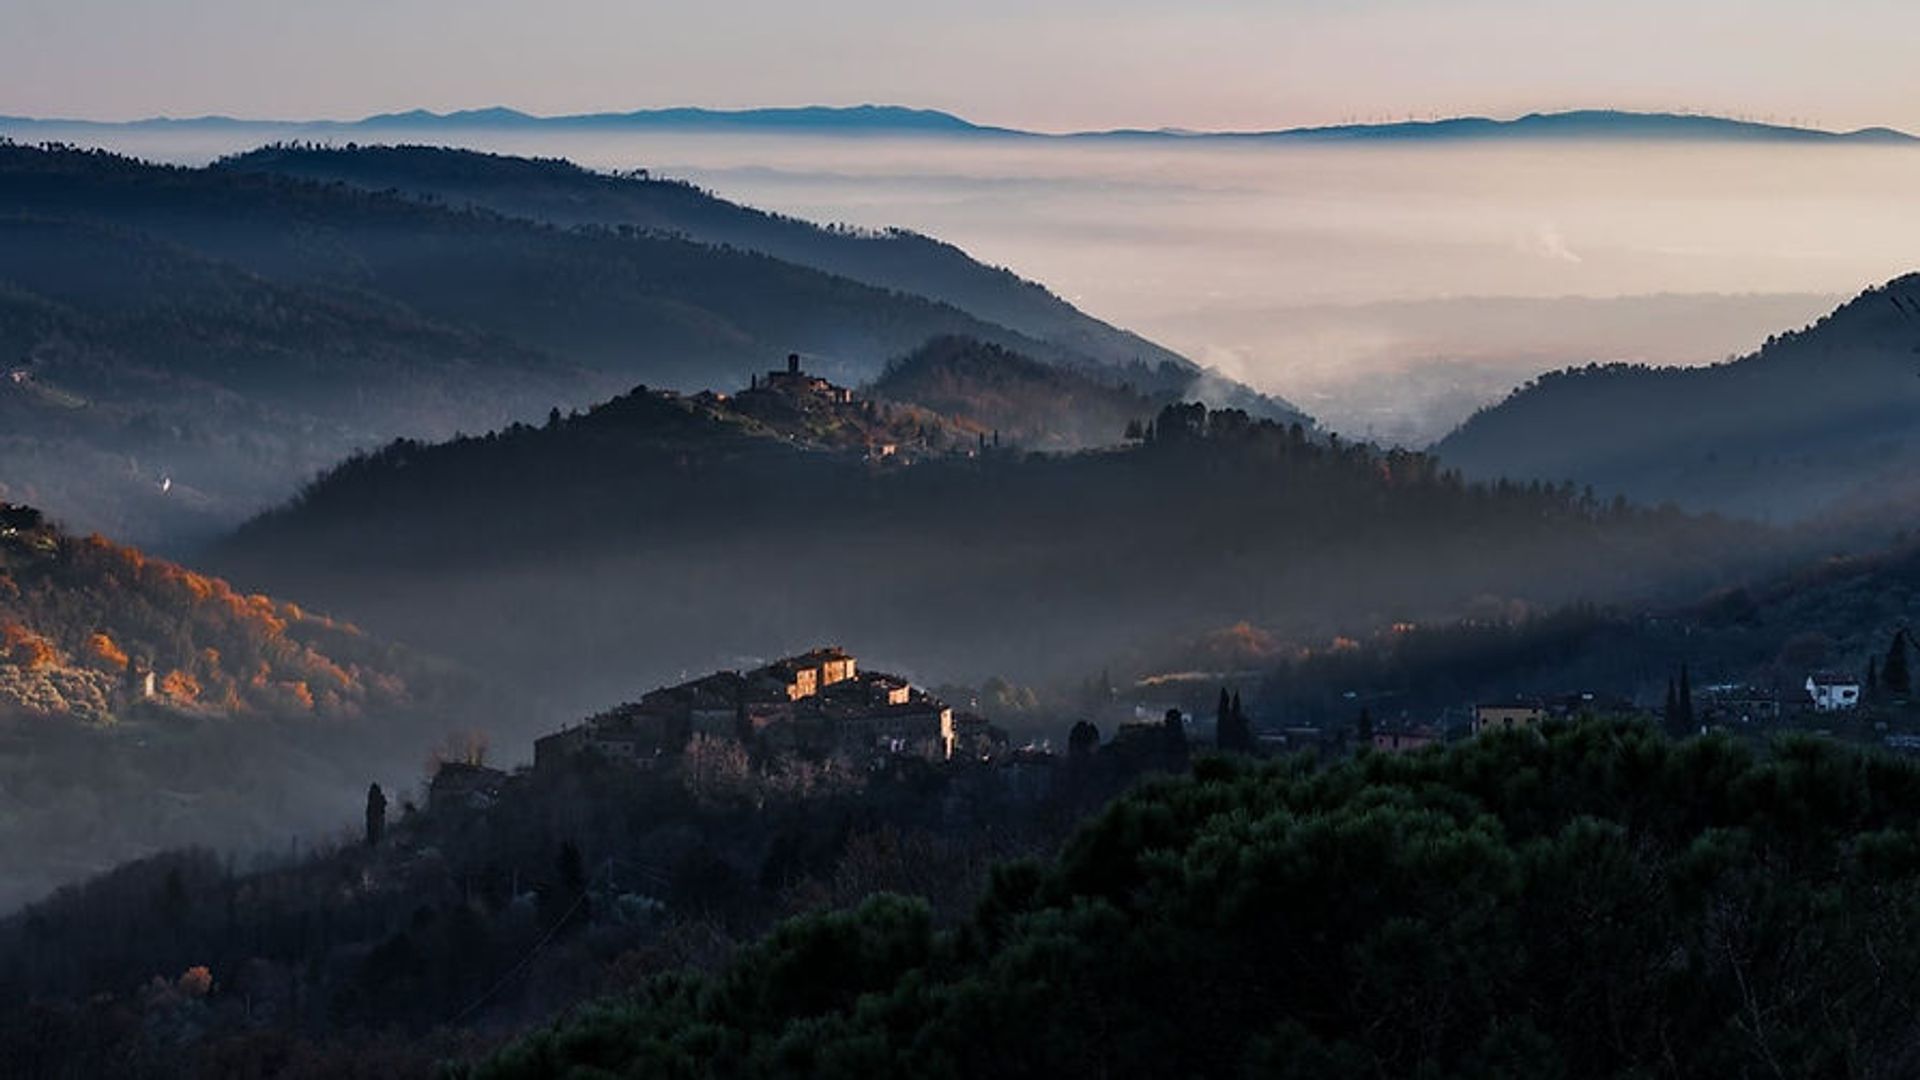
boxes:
[533,647,955,772]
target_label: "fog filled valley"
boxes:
[16,118,1920,441]
[7,116,1920,1078]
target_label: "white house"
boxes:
[1806,674,1861,712]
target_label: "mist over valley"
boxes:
[6,80,1920,1079]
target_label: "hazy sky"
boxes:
[5,0,1916,132]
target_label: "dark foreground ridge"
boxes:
[469,720,1920,1079]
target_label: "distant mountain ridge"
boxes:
[3,106,1911,144]
[1433,273,1920,524]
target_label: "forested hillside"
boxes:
[1436,275,1920,523]
[466,722,1920,1078]
[213,143,1194,378]
[0,503,486,910]
[0,216,589,543]
[0,141,1188,545]
[868,336,1166,448]
[1258,535,1920,727]
[214,386,1786,713]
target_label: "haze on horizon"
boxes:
[7,0,1920,135]
[10,0,1920,442]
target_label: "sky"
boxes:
[4,0,1917,132]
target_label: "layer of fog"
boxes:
[15,123,1920,442]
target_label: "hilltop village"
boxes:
[675,353,985,464]
[430,647,1020,811]
[533,647,960,772]
[433,630,1920,815]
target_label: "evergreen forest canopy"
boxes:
[0,140,1251,548]
[1435,275,1920,525]
[466,721,1920,1079]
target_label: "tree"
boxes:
[1216,689,1255,754]
[364,783,386,848]
[1356,707,1375,747]
[1068,720,1100,757]
[1885,629,1911,698]
[1162,707,1189,759]
[542,841,591,933]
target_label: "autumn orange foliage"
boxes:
[2,527,393,720]
[2,621,56,669]
[88,631,130,671]
[161,670,202,702]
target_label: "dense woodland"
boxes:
[213,385,1790,714]
[0,709,1175,1079]
[1437,275,1920,525]
[457,723,1920,1079]
[23,722,1920,1077]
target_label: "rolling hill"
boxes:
[1434,275,1920,524]
[867,336,1173,449]
[212,370,1787,713]
[212,143,1193,378]
[0,140,1210,546]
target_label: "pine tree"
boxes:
[1664,677,1679,733]
[1678,664,1695,733]
[1356,707,1375,746]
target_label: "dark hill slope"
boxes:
[0,216,590,544]
[467,724,1920,1079]
[0,142,1069,390]
[1434,275,1920,522]
[867,336,1166,448]
[215,385,1780,711]
[212,143,1191,376]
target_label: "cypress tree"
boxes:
[1885,630,1911,698]
[1678,664,1694,732]
[364,783,386,848]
